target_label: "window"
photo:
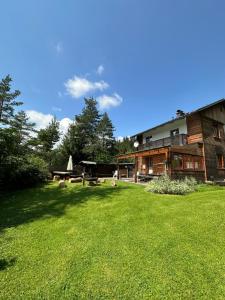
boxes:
[213,123,222,139]
[172,155,203,170]
[145,136,152,143]
[194,161,199,169]
[172,154,183,169]
[149,157,153,167]
[185,161,194,169]
[217,154,224,169]
[170,128,179,136]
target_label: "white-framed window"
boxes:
[170,128,179,136]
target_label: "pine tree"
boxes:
[59,98,116,165]
[10,110,36,144]
[38,117,60,152]
[96,112,115,162]
[60,121,84,162]
[0,75,22,124]
[75,97,100,161]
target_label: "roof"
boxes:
[131,98,225,138]
[189,98,225,114]
[79,161,97,165]
[131,116,185,138]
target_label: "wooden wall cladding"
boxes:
[202,102,225,124]
[186,113,203,143]
[171,143,203,156]
[202,117,225,180]
[171,170,205,182]
[187,134,203,144]
[152,154,166,175]
[186,113,202,136]
[202,117,225,142]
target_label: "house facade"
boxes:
[117,99,225,182]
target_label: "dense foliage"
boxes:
[0,76,50,189]
[146,175,198,195]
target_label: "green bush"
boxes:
[1,154,49,190]
[146,175,198,195]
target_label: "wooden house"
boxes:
[117,99,225,182]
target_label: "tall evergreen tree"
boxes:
[0,76,49,189]
[60,121,84,162]
[75,97,100,161]
[96,112,115,162]
[10,110,36,144]
[58,98,116,166]
[38,117,60,152]
[0,75,22,124]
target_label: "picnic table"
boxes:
[83,177,98,186]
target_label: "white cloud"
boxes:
[55,42,63,54]
[26,110,53,130]
[65,76,109,98]
[116,136,124,142]
[26,110,73,145]
[96,65,104,75]
[97,93,123,110]
[59,118,73,136]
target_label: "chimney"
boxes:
[176,109,185,118]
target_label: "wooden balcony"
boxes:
[137,134,187,151]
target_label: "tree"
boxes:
[10,110,36,144]
[115,137,134,155]
[50,97,117,171]
[0,75,54,190]
[0,111,36,164]
[37,117,60,167]
[96,112,115,162]
[0,75,22,124]
[60,121,84,162]
[38,117,60,152]
[60,98,100,162]
[76,97,100,160]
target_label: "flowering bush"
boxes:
[146,175,198,195]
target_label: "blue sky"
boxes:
[1,0,225,138]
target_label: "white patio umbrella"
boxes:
[67,155,73,172]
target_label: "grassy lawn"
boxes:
[1,181,225,299]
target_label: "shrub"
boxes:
[1,154,49,190]
[146,175,198,195]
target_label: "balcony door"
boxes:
[148,157,153,174]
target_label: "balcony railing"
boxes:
[138,134,187,151]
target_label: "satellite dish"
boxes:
[134,141,139,148]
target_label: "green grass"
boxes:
[1,182,225,299]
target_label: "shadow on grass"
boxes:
[0,258,16,271]
[0,183,132,233]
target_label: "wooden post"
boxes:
[117,163,120,180]
[134,156,138,183]
[82,166,85,186]
[167,149,172,178]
